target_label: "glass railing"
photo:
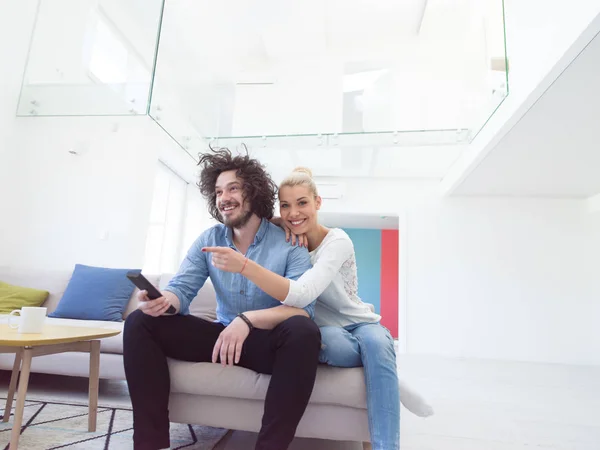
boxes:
[17,0,164,117]
[18,0,508,159]
[148,0,508,158]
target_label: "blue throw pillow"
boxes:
[49,264,140,322]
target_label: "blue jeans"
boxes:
[319,323,400,450]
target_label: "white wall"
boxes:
[181,183,217,261]
[0,0,194,271]
[433,0,600,363]
[3,116,167,271]
[0,0,40,264]
[315,178,598,365]
[406,198,597,366]
[585,211,600,361]
[1,116,200,272]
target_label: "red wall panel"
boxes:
[380,230,399,338]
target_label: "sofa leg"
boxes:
[362,442,372,450]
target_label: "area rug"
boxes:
[0,397,230,449]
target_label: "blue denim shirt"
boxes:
[164,218,314,325]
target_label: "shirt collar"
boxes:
[254,218,269,244]
[225,218,270,248]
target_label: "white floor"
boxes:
[1,355,599,449]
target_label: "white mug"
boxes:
[8,307,47,333]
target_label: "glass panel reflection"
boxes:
[149,0,508,154]
[17,0,164,116]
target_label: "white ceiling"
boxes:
[453,29,600,198]
[248,144,465,180]
[162,0,431,77]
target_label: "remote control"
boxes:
[126,271,176,315]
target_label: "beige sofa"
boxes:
[0,266,372,444]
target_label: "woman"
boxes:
[206,167,433,450]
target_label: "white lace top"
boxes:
[283,228,381,327]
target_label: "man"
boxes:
[123,147,321,450]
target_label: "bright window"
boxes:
[143,162,188,274]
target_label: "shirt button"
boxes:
[240,290,244,295]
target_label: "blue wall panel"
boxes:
[342,228,381,313]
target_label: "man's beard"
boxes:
[223,209,253,229]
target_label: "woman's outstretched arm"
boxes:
[203,237,353,308]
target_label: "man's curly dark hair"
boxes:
[197,146,277,223]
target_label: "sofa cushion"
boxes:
[0,281,49,314]
[0,267,72,315]
[159,275,217,322]
[50,265,139,322]
[43,317,124,354]
[168,360,367,409]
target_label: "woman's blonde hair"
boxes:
[279,166,319,197]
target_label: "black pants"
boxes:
[123,310,321,450]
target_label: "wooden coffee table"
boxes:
[0,324,120,449]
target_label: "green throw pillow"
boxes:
[0,281,49,314]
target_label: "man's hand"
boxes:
[212,316,250,366]
[137,290,174,317]
[202,246,247,273]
